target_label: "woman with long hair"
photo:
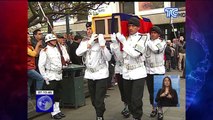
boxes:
[155,76,178,120]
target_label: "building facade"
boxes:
[52,2,185,40]
[119,2,185,40]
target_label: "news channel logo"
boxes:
[36,90,54,112]
[164,7,179,18]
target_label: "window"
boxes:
[108,18,119,34]
[122,2,135,14]
[95,20,105,34]
[93,16,121,40]
[175,2,185,8]
[138,2,164,11]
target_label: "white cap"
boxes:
[179,36,184,41]
[45,34,57,43]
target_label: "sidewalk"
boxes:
[31,70,185,120]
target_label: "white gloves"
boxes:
[88,34,98,46]
[98,34,106,46]
[116,32,126,44]
[111,33,117,43]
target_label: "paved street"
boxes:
[31,70,185,120]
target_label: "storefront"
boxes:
[134,2,185,40]
[158,22,185,40]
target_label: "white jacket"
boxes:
[38,45,63,81]
[110,42,123,74]
[122,32,149,80]
[145,37,166,74]
[76,37,112,80]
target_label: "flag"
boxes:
[111,13,153,50]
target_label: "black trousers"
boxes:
[88,78,107,117]
[116,74,126,103]
[123,78,145,119]
[43,80,62,102]
[146,74,164,105]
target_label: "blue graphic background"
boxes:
[153,75,180,107]
[36,95,54,112]
[186,0,213,119]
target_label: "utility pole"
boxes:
[66,15,70,36]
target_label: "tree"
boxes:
[28,2,109,28]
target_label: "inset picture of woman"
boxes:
[153,75,180,120]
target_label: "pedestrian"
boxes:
[69,34,83,76]
[178,36,186,71]
[31,29,46,48]
[172,38,179,69]
[145,26,166,119]
[116,17,148,120]
[165,40,172,72]
[76,22,112,120]
[57,33,71,67]
[110,33,130,118]
[30,29,45,95]
[106,41,115,89]
[38,33,65,119]
[170,43,176,70]
[27,32,44,99]
[69,34,83,65]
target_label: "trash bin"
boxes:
[61,64,85,108]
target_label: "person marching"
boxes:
[110,33,130,118]
[145,26,166,120]
[115,17,149,120]
[38,34,65,119]
[76,22,112,120]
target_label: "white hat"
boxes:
[45,34,57,43]
[179,36,184,41]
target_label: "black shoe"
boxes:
[121,108,126,115]
[150,109,157,117]
[158,112,163,120]
[52,114,62,119]
[96,116,104,120]
[58,112,66,118]
[123,110,130,118]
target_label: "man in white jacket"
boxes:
[38,34,65,119]
[145,26,166,120]
[110,33,130,118]
[116,17,149,120]
[76,22,111,120]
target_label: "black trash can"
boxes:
[61,64,85,108]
